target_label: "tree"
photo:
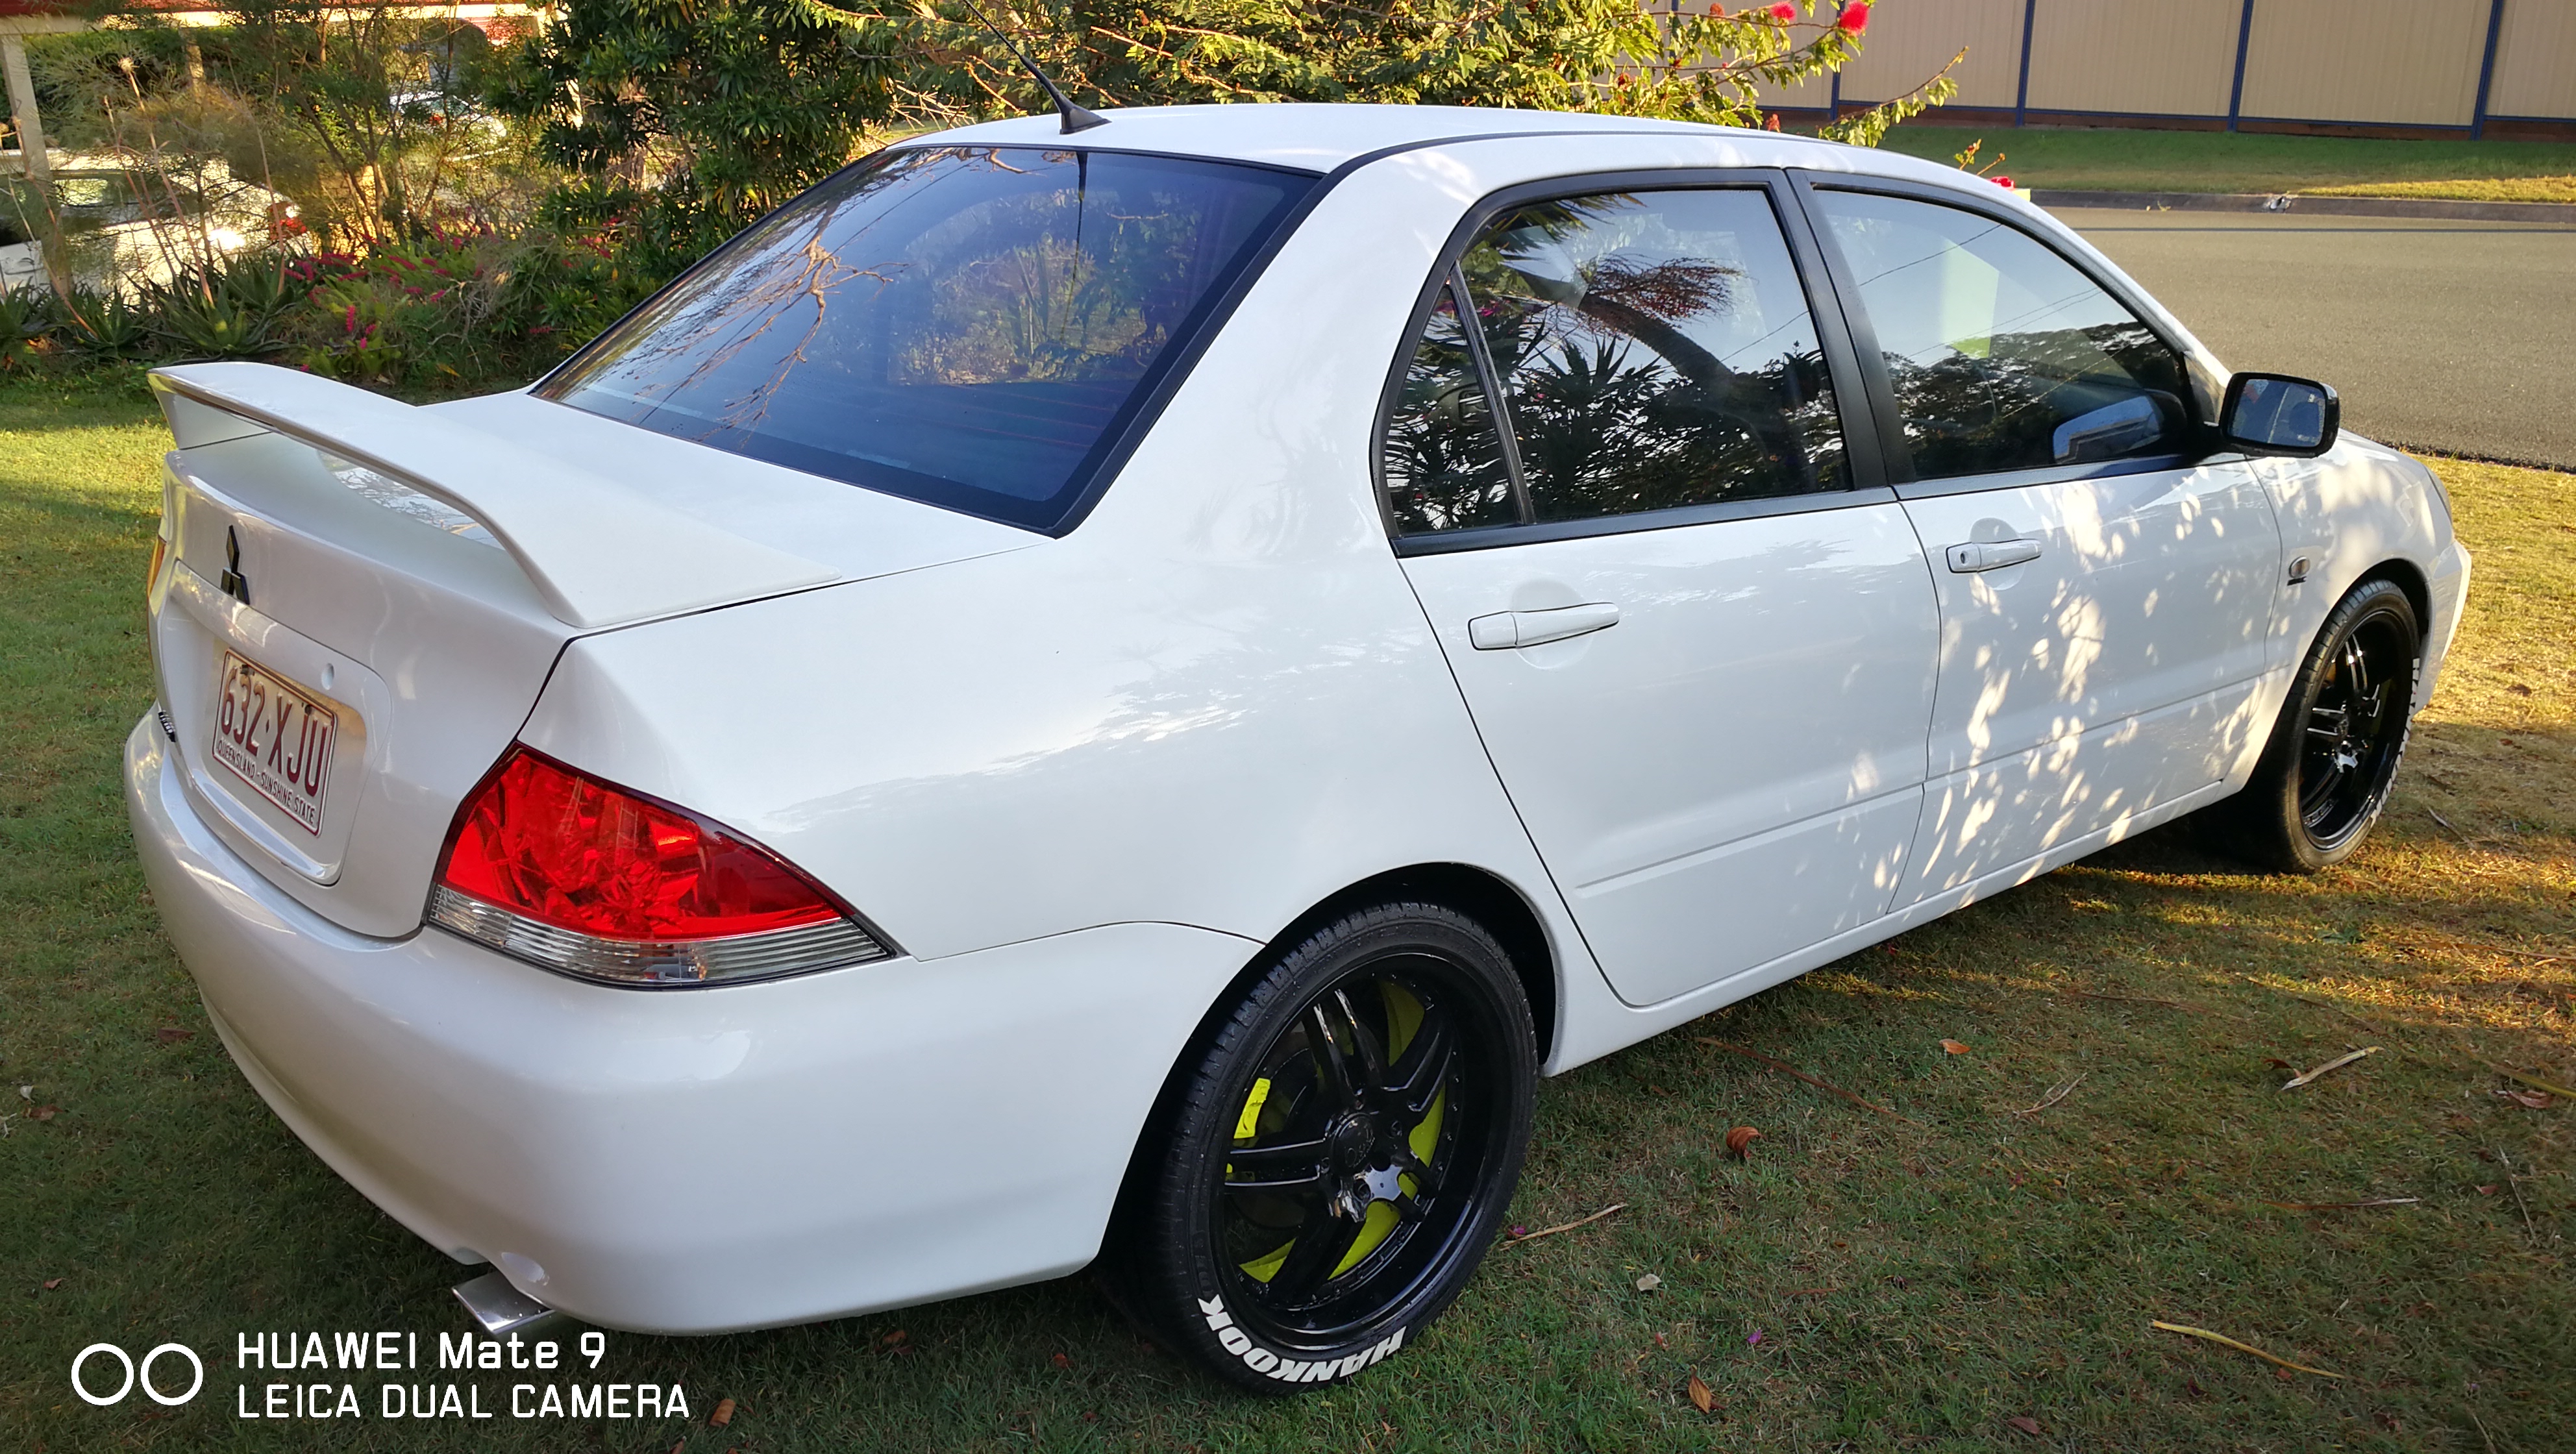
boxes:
[490,0,1954,240]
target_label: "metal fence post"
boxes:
[2014,0,2037,128]
[2471,0,2508,140]
[2226,0,2257,132]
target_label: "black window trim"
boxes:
[1782,171,2242,500]
[1394,483,1905,556]
[1373,167,1893,558]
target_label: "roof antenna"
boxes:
[957,0,1109,134]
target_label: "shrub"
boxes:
[58,287,154,360]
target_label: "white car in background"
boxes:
[127,104,2466,1390]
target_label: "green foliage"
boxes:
[58,286,155,360]
[146,268,287,361]
[485,0,907,225]
[0,286,53,370]
[488,1,1955,245]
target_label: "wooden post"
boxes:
[3,31,70,301]
[2,34,47,185]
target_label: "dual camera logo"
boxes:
[72,1342,204,1407]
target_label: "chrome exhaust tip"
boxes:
[453,1269,565,1338]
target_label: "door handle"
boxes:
[1944,538,2042,573]
[1467,602,1620,650]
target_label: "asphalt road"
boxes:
[2056,208,2576,472]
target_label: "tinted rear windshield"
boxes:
[539,146,1315,532]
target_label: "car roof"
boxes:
[913,102,1931,180]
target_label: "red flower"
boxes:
[1992,175,2014,188]
[1768,2,1795,18]
[1835,1,1867,29]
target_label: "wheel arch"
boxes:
[1095,862,1562,1289]
[2352,556,2433,656]
[1252,863,1561,1064]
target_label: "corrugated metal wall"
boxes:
[2022,0,2241,117]
[2490,0,2576,121]
[2240,0,2490,126]
[1787,0,2575,131]
[1837,0,2024,108]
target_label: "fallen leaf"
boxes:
[1725,1126,1762,1158]
[155,1028,194,1042]
[2260,1198,2418,1212]
[1652,1333,1668,1349]
[43,1278,64,1290]
[1687,1374,1714,1413]
[1502,1203,1625,1244]
[14,1085,28,1101]
[880,1329,906,1346]
[709,1398,735,1427]
[2151,1320,2342,1378]
[2496,1089,2555,1110]
[1635,1274,1663,1292]
[2011,1072,2086,1117]
[2006,1415,2042,1435]
[2476,1184,2499,1196]
[1050,1352,1072,1370]
[2471,1056,2576,1100]
[1940,1039,1971,1055]
[2281,1046,2380,1090]
[2264,1057,2294,1070]
[29,1105,58,1122]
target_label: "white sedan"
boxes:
[127,104,2468,1390]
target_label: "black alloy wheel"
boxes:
[1100,902,1535,1392]
[2215,577,2421,872]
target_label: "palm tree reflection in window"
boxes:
[1399,191,1848,532]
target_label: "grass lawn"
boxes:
[1878,125,2576,203]
[1,371,2568,1450]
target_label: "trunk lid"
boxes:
[147,365,1034,937]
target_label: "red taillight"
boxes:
[428,746,889,986]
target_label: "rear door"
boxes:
[1795,182,2281,905]
[1390,175,1942,1008]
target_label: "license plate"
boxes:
[212,651,338,835]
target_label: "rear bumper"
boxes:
[126,714,1257,1333]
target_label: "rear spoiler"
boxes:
[148,363,837,630]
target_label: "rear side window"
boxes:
[541,147,1313,532]
[1809,190,2190,480]
[1383,187,1847,537]
[1381,282,1519,534]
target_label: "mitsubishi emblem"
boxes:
[219,526,251,606]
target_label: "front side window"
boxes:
[1810,190,2191,481]
[542,147,1313,532]
[1382,186,1846,537]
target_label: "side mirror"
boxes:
[2220,373,2339,458]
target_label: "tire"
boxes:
[2211,577,2421,872]
[1100,902,1536,1393]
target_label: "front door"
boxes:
[1798,185,2282,904]
[1384,179,1942,1007]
